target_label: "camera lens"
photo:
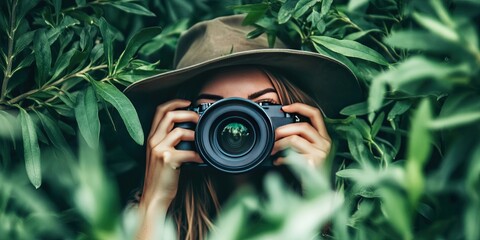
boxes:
[195,98,275,173]
[216,118,255,156]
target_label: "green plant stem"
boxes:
[6,64,107,105]
[0,0,18,102]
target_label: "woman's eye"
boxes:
[256,98,277,105]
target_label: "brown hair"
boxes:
[166,66,318,240]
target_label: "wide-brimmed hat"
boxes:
[124,15,363,120]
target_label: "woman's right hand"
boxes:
[139,99,203,212]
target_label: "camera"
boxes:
[175,97,302,173]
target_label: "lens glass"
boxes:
[217,119,255,156]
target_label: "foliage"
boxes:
[1,0,479,239]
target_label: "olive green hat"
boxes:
[124,15,363,118]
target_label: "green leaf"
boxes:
[384,30,454,53]
[14,30,35,55]
[98,18,115,75]
[312,42,362,79]
[373,56,471,90]
[321,0,333,17]
[107,2,156,17]
[337,126,371,164]
[19,108,42,189]
[50,48,76,81]
[340,101,369,116]
[53,0,62,23]
[367,77,386,121]
[293,0,317,19]
[75,86,100,149]
[34,29,52,85]
[379,188,412,239]
[429,112,480,129]
[76,0,86,7]
[46,16,80,45]
[405,99,432,206]
[90,43,104,64]
[34,111,69,151]
[246,27,265,39]
[311,36,389,65]
[231,3,269,25]
[387,100,412,121]
[115,69,164,84]
[413,12,459,43]
[371,111,384,138]
[0,110,19,143]
[92,81,144,145]
[114,27,162,73]
[16,0,40,23]
[408,99,432,166]
[278,0,298,24]
[345,29,382,41]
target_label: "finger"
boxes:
[158,149,203,170]
[148,110,199,148]
[148,99,191,138]
[275,122,323,144]
[271,135,317,155]
[158,128,195,148]
[282,103,330,140]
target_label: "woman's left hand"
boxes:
[271,103,331,168]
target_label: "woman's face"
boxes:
[195,67,280,105]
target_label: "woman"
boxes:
[124,15,363,239]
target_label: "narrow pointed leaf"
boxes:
[115,27,162,73]
[108,2,156,17]
[19,108,42,188]
[34,29,52,85]
[92,81,144,145]
[311,35,389,65]
[75,86,100,149]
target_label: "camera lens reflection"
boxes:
[217,121,254,156]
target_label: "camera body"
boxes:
[176,97,301,173]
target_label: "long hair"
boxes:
[166,66,318,240]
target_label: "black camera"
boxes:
[175,97,301,173]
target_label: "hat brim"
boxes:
[124,49,364,118]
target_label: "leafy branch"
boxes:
[5,64,107,106]
[0,0,18,102]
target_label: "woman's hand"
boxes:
[140,99,203,213]
[271,103,331,168]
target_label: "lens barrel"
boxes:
[195,98,274,173]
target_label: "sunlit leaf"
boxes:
[311,36,389,65]
[278,0,297,24]
[107,2,156,17]
[385,30,455,53]
[413,12,459,43]
[293,0,317,19]
[345,29,382,41]
[379,188,412,239]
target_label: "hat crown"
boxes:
[174,15,287,69]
